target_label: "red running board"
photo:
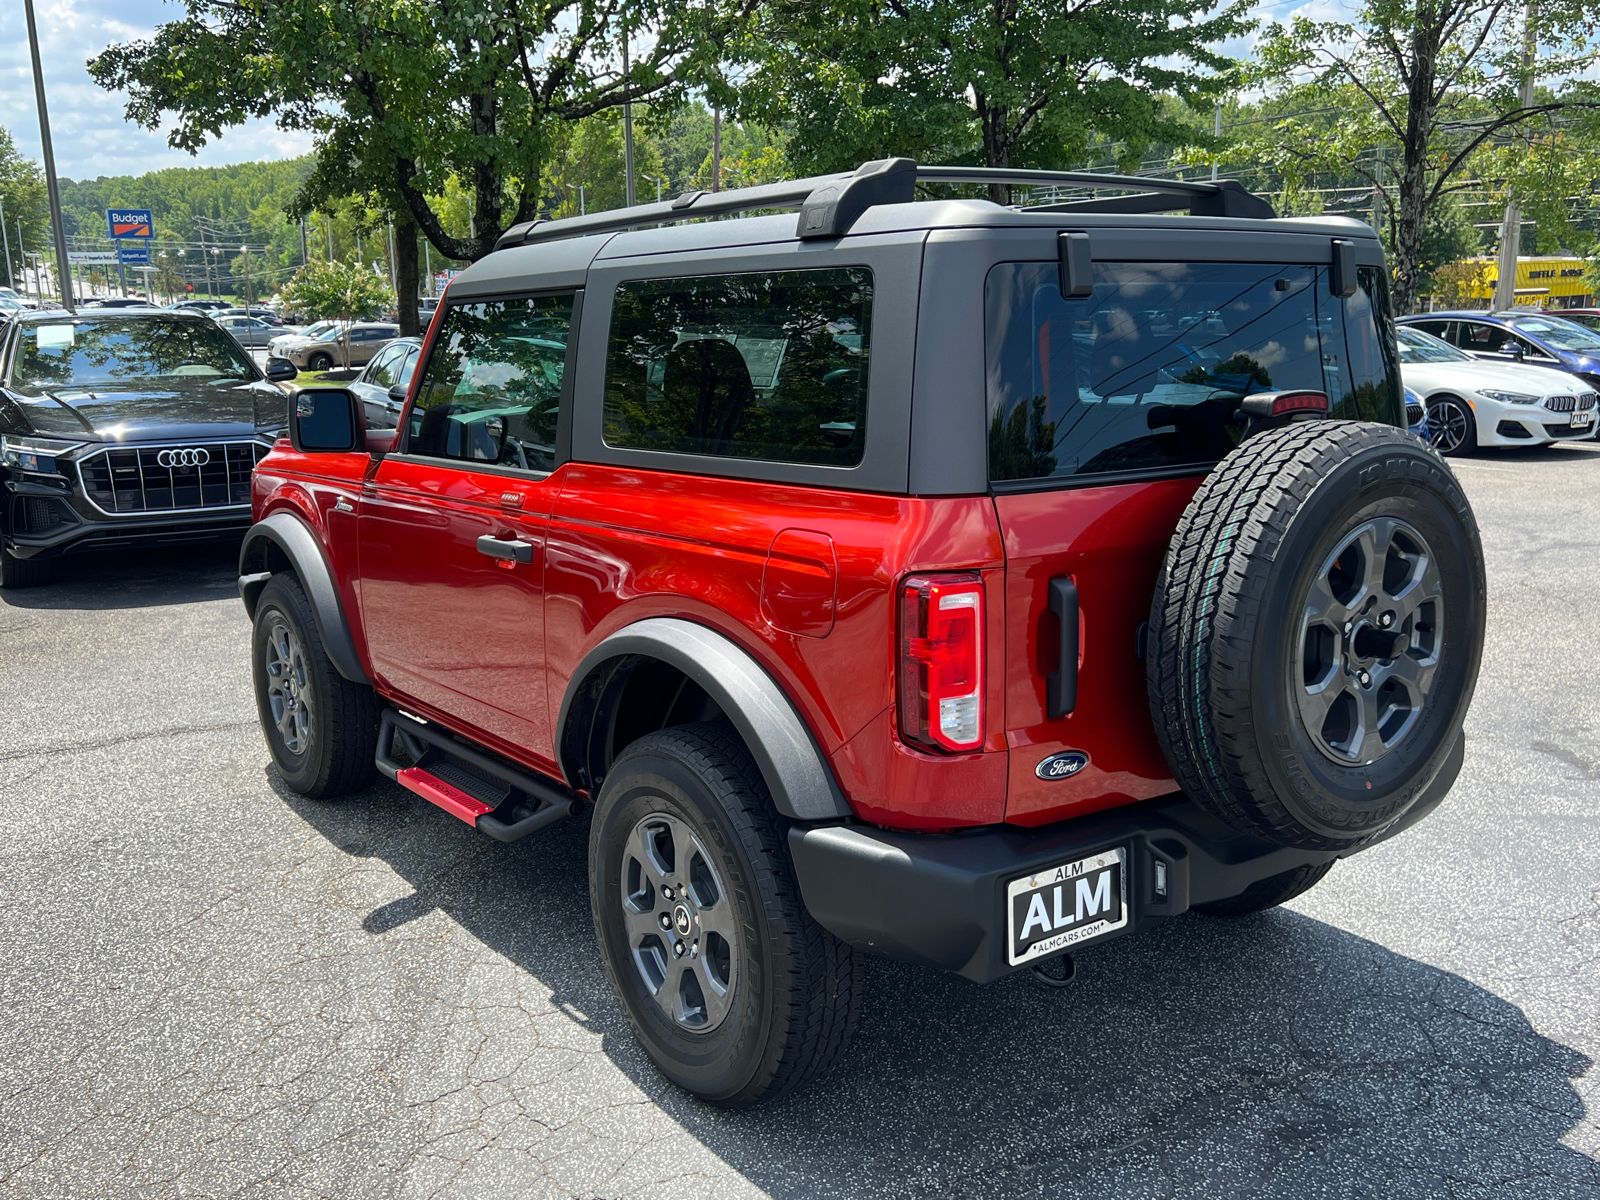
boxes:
[395,766,494,824]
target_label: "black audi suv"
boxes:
[0,308,296,587]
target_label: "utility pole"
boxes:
[712,106,722,192]
[622,35,636,207]
[243,245,252,310]
[326,217,334,260]
[24,0,73,310]
[1493,0,1537,312]
[0,196,13,290]
[424,240,432,297]
[387,216,397,295]
[300,217,309,266]
[1211,104,1221,182]
[1372,144,1384,238]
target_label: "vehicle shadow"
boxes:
[280,775,1599,1199]
[0,540,242,611]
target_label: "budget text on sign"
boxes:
[106,209,154,239]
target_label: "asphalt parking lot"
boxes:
[2,445,1598,1199]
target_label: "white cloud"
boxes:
[0,0,309,180]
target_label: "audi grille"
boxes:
[76,442,269,515]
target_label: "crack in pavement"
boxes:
[0,720,256,764]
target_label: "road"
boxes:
[1,446,1597,1199]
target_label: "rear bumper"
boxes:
[789,795,1338,983]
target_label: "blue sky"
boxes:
[2,0,1351,182]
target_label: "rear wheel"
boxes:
[1147,422,1485,850]
[0,547,51,589]
[589,722,862,1107]
[251,572,379,797]
[1427,395,1477,456]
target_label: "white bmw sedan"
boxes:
[1397,326,1598,455]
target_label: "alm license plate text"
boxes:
[1007,847,1129,967]
[1572,411,1593,428]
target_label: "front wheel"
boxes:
[1427,395,1477,456]
[306,352,334,372]
[251,572,379,797]
[0,546,51,589]
[589,722,862,1107]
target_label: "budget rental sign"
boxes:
[106,209,153,239]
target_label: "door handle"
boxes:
[476,535,533,564]
[1046,576,1078,719]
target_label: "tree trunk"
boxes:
[1391,22,1441,316]
[978,96,1011,205]
[394,213,420,337]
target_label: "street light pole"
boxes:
[23,0,73,311]
[622,35,636,207]
[0,196,13,290]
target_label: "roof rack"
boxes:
[492,157,1276,252]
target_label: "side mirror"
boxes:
[264,356,298,383]
[290,388,361,453]
[387,383,408,405]
[1509,343,1525,362]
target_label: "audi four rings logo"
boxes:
[156,448,211,468]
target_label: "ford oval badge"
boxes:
[1036,751,1089,781]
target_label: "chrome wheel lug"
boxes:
[1358,670,1371,687]
[673,939,686,957]
[1380,611,1394,627]
[661,885,674,901]
[658,912,672,929]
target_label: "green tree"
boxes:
[1207,1,1600,314]
[278,259,394,368]
[0,126,47,290]
[89,0,745,278]
[734,0,1252,199]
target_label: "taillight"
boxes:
[899,573,985,753]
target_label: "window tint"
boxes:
[986,262,1339,483]
[1456,322,1514,353]
[398,347,420,389]
[603,268,872,467]
[1333,266,1404,426]
[408,295,573,471]
[365,345,402,389]
[10,317,257,392]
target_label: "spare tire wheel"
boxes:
[1146,421,1485,850]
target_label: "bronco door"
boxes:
[357,291,577,766]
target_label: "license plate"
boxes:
[1007,847,1129,967]
[1571,411,1593,428]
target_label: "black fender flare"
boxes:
[557,617,853,822]
[238,511,371,686]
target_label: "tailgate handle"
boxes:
[1046,577,1079,719]
[476,535,533,564]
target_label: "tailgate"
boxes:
[995,478,1199,826]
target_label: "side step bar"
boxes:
[376,708,583,842]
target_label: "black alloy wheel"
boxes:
[1427,395,1476,456]
[589,722,862,1107]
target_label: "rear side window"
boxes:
[602,268,872,467]
[408,295,573,472]
[984,261,1402,485]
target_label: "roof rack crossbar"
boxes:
[492,158,1274,251]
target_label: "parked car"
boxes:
[1395,325,1596,454]
[267,320,344,359]
[240,159,1484,1107]
[279,322,399,372]
[1399,309,1600,390]
[1544,308,1600,331]
[218,306,284,325]
[170,299,233,313]
[215,313,279,350]
[83,297,157,309]
[0,308,298,587]
[0,287,37,310]
[347,336,422,429]
[1404,385,1429,442]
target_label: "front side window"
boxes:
[365,345,402,389]
[603,268,872,467]
[408,295,573,471]
[1455,322,1514,354]
[9,317,256,392]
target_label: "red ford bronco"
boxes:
[241,159,1484,1107]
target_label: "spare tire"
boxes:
[1147,421,1484,850]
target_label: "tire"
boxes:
[251,572,379,798]
[0,546,51,589]
[1147,421,1485,851]
[1194,860,1334,917]
[307,352,333,372]
[588,721,863,1107]
[1426,395,1477,456]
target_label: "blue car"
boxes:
[1399,310,1600,385]
[1404,385,1430,443]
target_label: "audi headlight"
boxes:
[0,435,85,474]
[1478,389,1541,406]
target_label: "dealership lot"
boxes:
[1,447,1597,1198]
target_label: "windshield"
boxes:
[313,325,348,342]
[1396,327,1470,363]
[9,317,258,392]
[1506,314,1600,351]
